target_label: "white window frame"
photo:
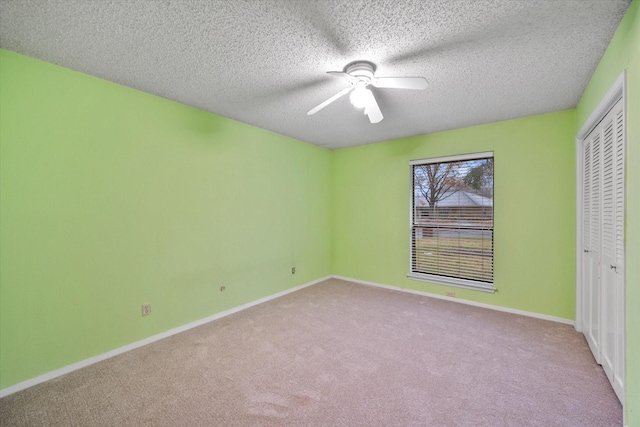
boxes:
[407,151,495,293]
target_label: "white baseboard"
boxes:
[1,274,574,398]
[332,275,574,326]
[0,276,331,399]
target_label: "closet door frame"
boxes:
[575,70,626,409]
[576,70,625,332]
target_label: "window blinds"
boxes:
[410,154,494,285]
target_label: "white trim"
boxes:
[333,275,573,325]
[0,272,576,398]
[575,132,584,332]
[577,71,625,139]
[575,71,625,333]
[0,276,331,398]
[409,151,494,166]
[409,152,495,289]
[575,70,626,415]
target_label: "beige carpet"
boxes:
[0,278,622,426]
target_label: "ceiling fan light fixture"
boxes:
[350,84,369,109]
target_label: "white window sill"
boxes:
[407,272,496,293]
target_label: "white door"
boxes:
[580,98,625,404]
[581,135,592,349]
[600,101,625,402]
[613,105,625,402]
[584,127,601,360]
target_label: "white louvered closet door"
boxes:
[581,98,625,404]
[584,123,601,359]
[600,101,625,401]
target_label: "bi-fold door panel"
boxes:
[584,126,601,360]
[580,98,625,404]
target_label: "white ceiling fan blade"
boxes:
[328,71,358,84]
[307,87,352,115]
[372,77,428,90]
[327,71,348,77]
[363,89,383,123]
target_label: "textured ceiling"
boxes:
[0,0,631,149]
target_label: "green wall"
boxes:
[331,110,577,319]
[576,0,639,423]
[1,2,637,418]
[0,49,332,389]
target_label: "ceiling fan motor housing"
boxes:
[345,61,375,84]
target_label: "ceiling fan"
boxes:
[307,61,428,123]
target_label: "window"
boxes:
[408,152,494,292]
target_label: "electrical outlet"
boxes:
[142,304,151,316]
[220,285,226,292]
[446,292,456,298]
[291,267,295,274]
